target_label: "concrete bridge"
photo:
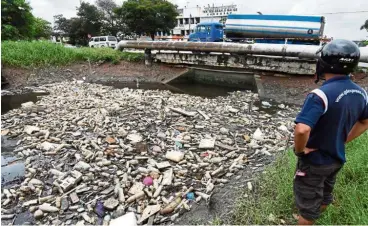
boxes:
[154,52,316,75]
[117,41,368,75]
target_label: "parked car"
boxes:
[88,36,118,48]
[64,44,77,48]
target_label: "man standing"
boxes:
[293,39,368,225]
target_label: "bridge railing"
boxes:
[117,41,368,63]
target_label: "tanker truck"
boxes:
[188,14,326,45]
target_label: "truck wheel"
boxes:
[91,45,94,48]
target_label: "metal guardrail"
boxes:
[117,41,368,63]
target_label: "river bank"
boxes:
[2,40,368,106]
[1,62,187,90]
[3,61,368,107]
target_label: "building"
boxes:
[155,4,238,40]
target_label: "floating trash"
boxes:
[0,82,296,225]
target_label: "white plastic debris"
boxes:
[165,151,184,162]
[110,212,137,226]
[21,101,35,109]
[74,161,91,171]
[278,125,288,132]
[228,106,239,113]
[128,182,144,195]
[247,182,253,191]
[252,128,264,141]
[219,127,229,134]
[39,141,58,152]
[39,203,59,212]
[137,205,161,223]
[24,125,40,135]
[162,169,173,186]
[127,133,143,143]
[29,178,44,186]
[199,139,215,149]
[156,161,171,169]
[262,101,272,107]
[260,149,272,156]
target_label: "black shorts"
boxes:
[293,158,342,220]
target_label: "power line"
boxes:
[309,10,368,15]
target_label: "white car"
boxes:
[89,36,118,48]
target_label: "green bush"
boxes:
[1,40,144,68]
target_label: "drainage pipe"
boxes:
[117,41,368,63]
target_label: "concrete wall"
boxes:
[169,68,256,89]
[155,53,316,75]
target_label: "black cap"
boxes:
[317,39,360,75]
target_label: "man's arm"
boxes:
[346,119,368,143]
[346,100,368,143]
[294,123,311,153]
[294,93,325,154]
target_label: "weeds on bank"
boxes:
[1,41,144,68]
[233,132,368,225]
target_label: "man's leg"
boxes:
[298,216,315,225]
[293,159,325,225]
[320,204,328,212]
[297,203,331,225]
[321,165,342,211]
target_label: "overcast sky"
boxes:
[29,0,368,40]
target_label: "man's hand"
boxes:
[346,119,368,143]
[293,147,317,157]
[304,147,317,154]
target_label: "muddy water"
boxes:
[1,92,50,186]
[1,92,48,114]
[1,136,25,187]
[1,155,25,185]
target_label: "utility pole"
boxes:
[212,3,214,22]
[189,14,191,34]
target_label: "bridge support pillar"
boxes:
[144,49,152,67]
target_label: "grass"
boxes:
[1,41,144,68]
[234,132,368,225]
[211,216,224,225]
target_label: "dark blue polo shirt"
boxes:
[295,76,368,165]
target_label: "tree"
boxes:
[67,17,85,45]
[53,3,103,46]
[1,0,35,40]
[113,7,135,39]
[53,14,70,34]
[53,14,72,43]
[32,17,52,39]
[219,17,227,25]
[77,2,103,44]
[96,0,118,35]
[361,19,368,32]
[117,0,178,40]
[2,0,52,40]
